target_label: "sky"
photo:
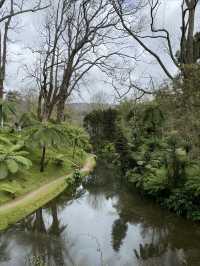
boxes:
[3,0,200,103]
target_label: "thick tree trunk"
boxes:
[0,78,4,99]
[33,209,46,233]
[186,5,195,64]
[40,145,46,172]
[56,97,66,122]
[0,78,4,128]
[49,203,60,235]
[37,92,43,121]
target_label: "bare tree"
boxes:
[111,0,200,80]
[0,0,49,99]
[28,0,129,121]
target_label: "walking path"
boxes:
[0,155,95,231]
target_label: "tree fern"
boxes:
[25,122,67,172]
[0,137,32,179]
[0,99,16,128]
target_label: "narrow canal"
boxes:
[0,161,200,266]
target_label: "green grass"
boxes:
[0,147,87,205]
[0,175,69,230]
[0,155,96,231]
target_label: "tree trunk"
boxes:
[56,97,66,122]
[40,145,46,172]
[186,6,195,64]
[0,104,3,128]
[49,203,60,235]
[72,139,77,159]
[186,0,196,64]
[33,209,46,233]
[0,76,4,128]
[0,78,4,99]
[37,92,43,121]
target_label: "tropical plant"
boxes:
[0,182,21,198]
[18,112,38,129]
[0,138,32,179]
[49,153,65,166]
[0,99,16,128]
[64,125,90,159]
[25,122,67,172]
[73,169,82,183]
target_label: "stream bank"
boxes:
[0,155,96,231]
[0,160,200,266]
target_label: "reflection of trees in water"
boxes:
[112,218,128,252]
[22,206,65,266]
[0,235,10,263]
[111,187,190,266]
[134,243,187,266]
[86,190,107,210]
[14,202,75,266]
[1,161,200,265]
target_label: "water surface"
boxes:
[0,161,200,266]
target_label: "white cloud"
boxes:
[4,0,200,102]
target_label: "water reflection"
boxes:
[0,236,10,263]
[112,218,128,252]
[0,161,200,266]
[20,203,69,266]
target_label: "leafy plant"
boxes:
[0,183,21,198]
[162,189,195,218]
[0,99,16,128]
[0,137,32,179]
[25,122,67,172]
[143,167,168,196]
[18,112,38,128]
[73,169,82,182]
[49,153,65,166]
[185,164,200,196]
[64,125,90,159]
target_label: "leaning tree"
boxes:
[111,0,200,80]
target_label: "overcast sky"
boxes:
[4,0,200,103]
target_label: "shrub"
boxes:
[0,137,32,179]
[143,167,168,196]
[162,189,195,218]
[49,153,65,166]
[185,164,200,197]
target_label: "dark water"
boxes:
[1,162,200,266]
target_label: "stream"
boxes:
[0,161,200,266]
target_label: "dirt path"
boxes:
[0,176,66,213]
[0,156,96,230]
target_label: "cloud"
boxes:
[4,0,199,102]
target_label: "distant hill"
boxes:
[65,102,114,125]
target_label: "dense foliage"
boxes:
[0,110,91,203]
[84,67,200,220]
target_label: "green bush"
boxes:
[49,153,65,166]
[185,164,200,196]
[162,189,196,218]
[99,142,120,163]
[0,136,32,179]
[143,167,168,196]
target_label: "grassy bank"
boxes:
[0,155,96,231]
[0,148,87,205]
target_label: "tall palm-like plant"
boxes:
[26,122,67,172]
[0,137,32,179]
[66,126,90,159]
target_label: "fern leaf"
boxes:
[0,163,8,179]
[6,159,19,174]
